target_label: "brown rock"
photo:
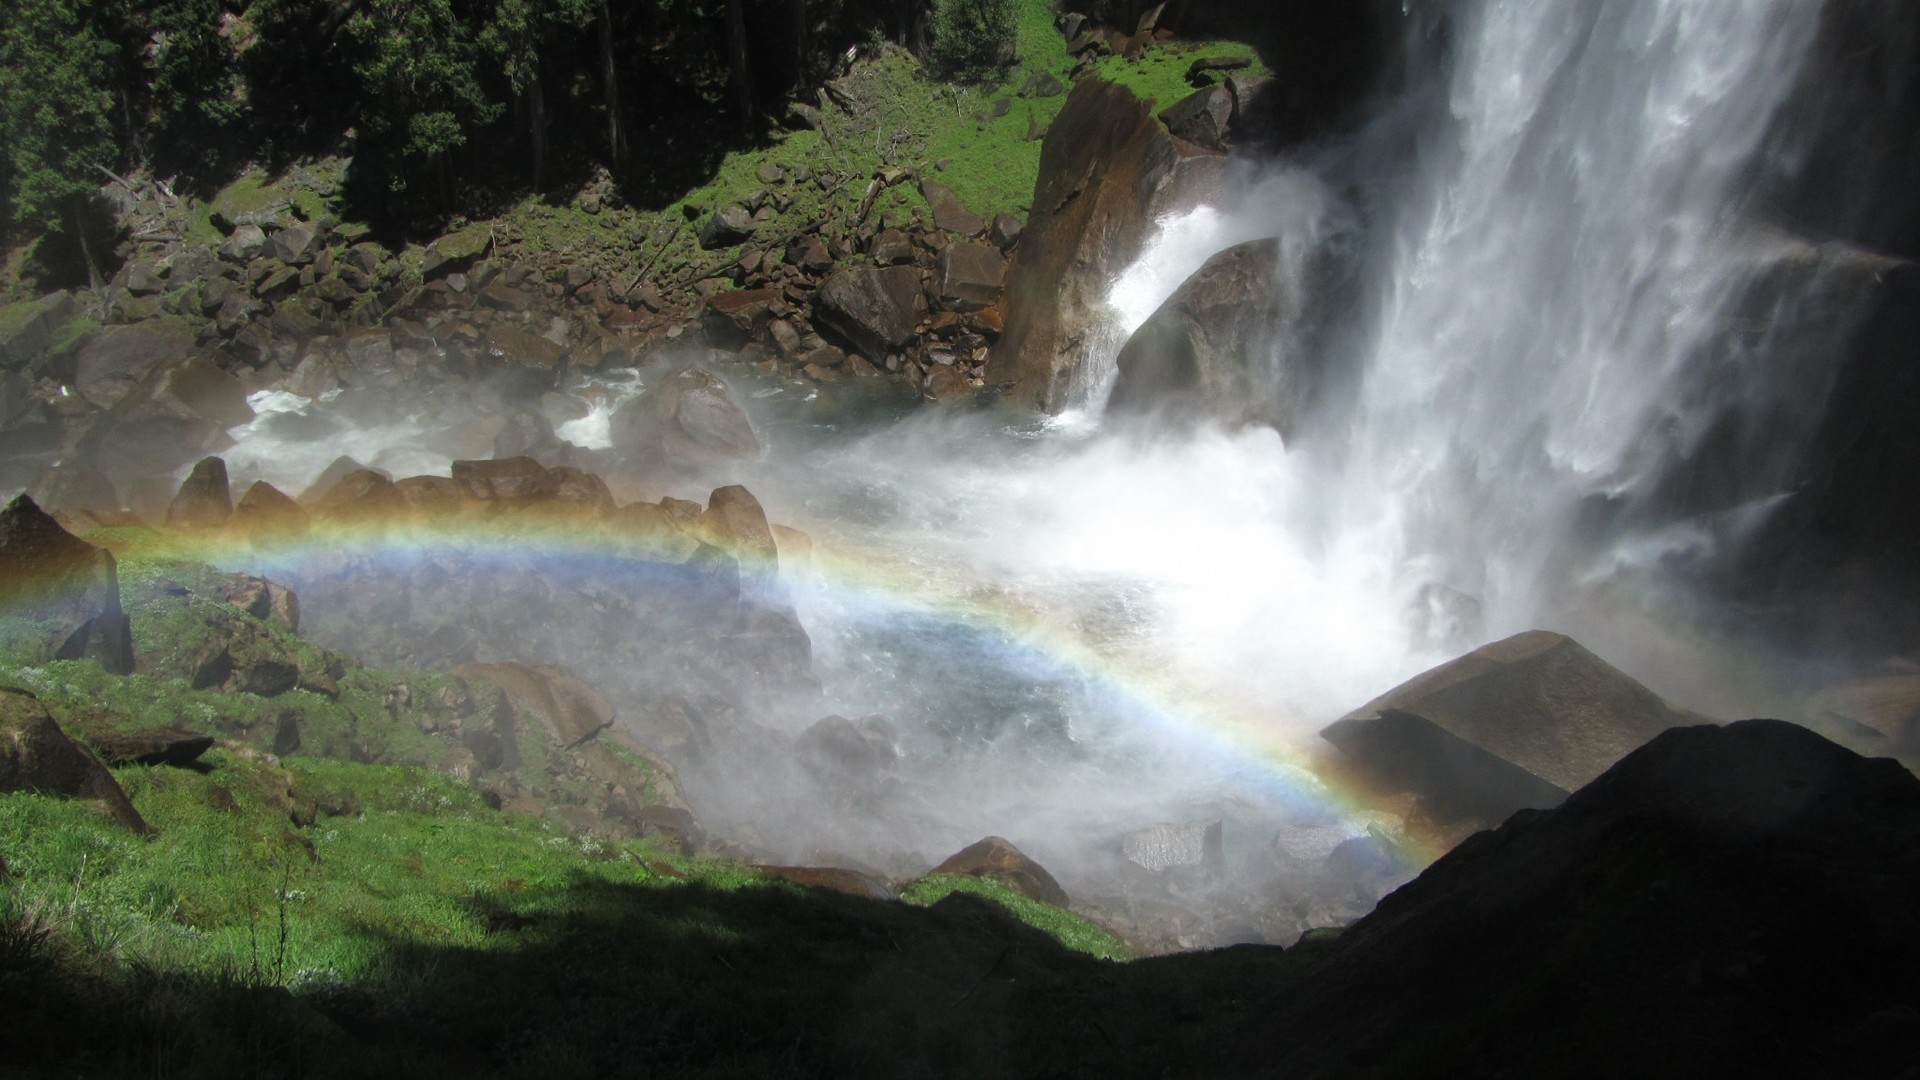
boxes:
[0,689,148,832]
[165,456,233,529]
[451,456,559,501]
[701,287,783,351]
[217,574,300,633]
[607,501,701,561]
[931,836,1070,907]
[453,662,615,748]
[935,243,1009,311]
[814,266,924,360]
[919,179,986,237]
[695,485,780,578]
[0,495,134,674]
[395,475,481,520]
[755,865,896,900]
[234,481,310,538]
[308,469,412,523]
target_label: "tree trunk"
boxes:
[599,0,626,169]
[726,0,754,137]
[789,0,808,88]
[529,75,549,192]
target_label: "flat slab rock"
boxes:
[1322,630,1701,816]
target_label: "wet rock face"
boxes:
[987,78,1226,411]
[0,494,134,675]
[1107,238,1341,439]
[1321,630,1701,823]
[0,689,148,833]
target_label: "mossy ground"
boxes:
[0,541,1213,1074]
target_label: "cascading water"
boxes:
[192,0,1880,950]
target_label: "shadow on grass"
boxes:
[1,872,1293,1079]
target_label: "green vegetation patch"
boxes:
[902,872,1132,960]
[1091,39,1270,114]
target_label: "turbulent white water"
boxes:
[195,0,1865,945]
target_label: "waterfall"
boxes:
[1097,0,1867,684]
[1330,0,1840,626]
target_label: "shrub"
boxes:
[929,0,1017,81]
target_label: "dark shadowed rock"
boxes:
[609,367,762,463]
[1107,238,1339,439]
[988,79,1226,410]
[814,266,923,359]
[0,689,148,832]
[453,662,615,748]
[755,864,897,900]
[869,229,914,265]
[1241,720,1920,1079]
[420,227,490,278]
[165,456,233,528]
[0,495,134,674]
[1159,84,1234,150]
[932,836,1070,907]
[935,243,1009,311]
[88,727,215,768]
[1322,630,1701,820]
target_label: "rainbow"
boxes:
[16,505,1452,867]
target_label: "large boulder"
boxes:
[0,291,77,371]
[453,662,615,748]
[0,689,148,832]
[694,485,779,581]
[987,79,1227,411]
[931,836,1070,908]
[1238,720,1920,1079]
[0,494,134,674]
[165,455,233,528]
[698,204,757,250]
[701,288,783,351]
[1159,84,1234,150]
[934,243,1009,312]
[1321,630,1700,820]
[813,266,923,361]
[66,321,198,409]
[919,179,985,237]
[1106,238,1341,439]
[609,367,762,463]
